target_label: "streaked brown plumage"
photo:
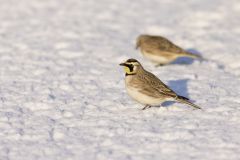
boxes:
[119,58,201,110]
[136,34,201,65]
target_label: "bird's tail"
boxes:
[176,96,201,109]
[182,52,203,59]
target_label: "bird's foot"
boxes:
[142,105,152,110]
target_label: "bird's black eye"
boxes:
[129,64,134,72]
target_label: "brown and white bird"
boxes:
[119,58,201,110]
[136,34,201,66]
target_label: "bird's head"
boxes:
[119,58,142,76]
[136,34,149,49]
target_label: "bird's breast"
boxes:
[125,84,164,105]
[142,51,172,64]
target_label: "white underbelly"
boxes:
[126,86,164,105]
[142,51,171,64]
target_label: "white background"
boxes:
[0,0,240,159]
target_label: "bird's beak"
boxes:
[135,41,140,49]
[135,44,139,49]
[119,62,126,66]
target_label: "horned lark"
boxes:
[136,34,202,66]
[119,58,201,110]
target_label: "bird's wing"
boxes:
[150,36,185,54]
[137,70,178,98]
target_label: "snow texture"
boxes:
[0,0,240,159]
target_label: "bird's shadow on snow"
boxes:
[171,48,202,65]
[160,79,189,107]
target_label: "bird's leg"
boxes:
[142,105,148,110]
[155,63,165,67]
[142,105,152,110]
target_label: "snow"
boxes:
[0,0,240,159]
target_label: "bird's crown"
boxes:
[119,58,141,75]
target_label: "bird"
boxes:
[119,58,201,110]
[136,34,202,66]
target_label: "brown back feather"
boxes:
[141,35,185,54]
[132,68,178,98]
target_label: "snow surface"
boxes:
[0,0,240,159]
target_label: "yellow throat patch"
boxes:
[124,66,131,74]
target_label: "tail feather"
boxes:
[183,52,203,59]
[177,95,189,101]
[177,96,201,109]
